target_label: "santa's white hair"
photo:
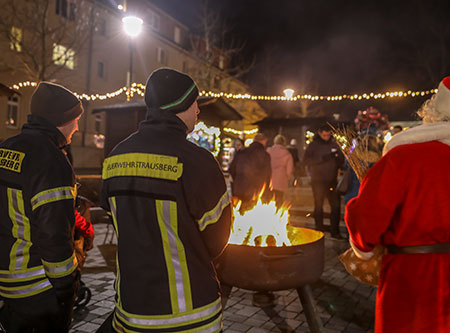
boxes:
[417,94,450,124]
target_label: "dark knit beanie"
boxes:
[30,82,83,127]
[144,68,199,114]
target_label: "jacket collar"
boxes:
[22,115,67,148]
[140,107,187,138]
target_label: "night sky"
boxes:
[147,0,450,120]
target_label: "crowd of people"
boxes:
[0,68,449,333]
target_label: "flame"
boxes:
[228,186,324,247]
[228,183,294,247]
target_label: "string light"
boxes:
[223,127,258,135]
[304,131,314,147]
[10,81,438,102]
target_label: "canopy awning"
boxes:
[0,83,20,97]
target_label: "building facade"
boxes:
[0,0,265,171]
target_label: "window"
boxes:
[10,26,22,52]
[53,43,75,69]
[56,0,75,20]
[6,96,19,129]
[157,47,168,65]
[68,2,76,21]
[214,76,221,89]
[148,10,160,31]
[94,114,104,149]
[174,26,181,44]
[97,61,104,79]
[95,114,102,133]
[56,0,68,18]
[97,18,106,36]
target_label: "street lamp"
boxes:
[122,16,143,97]
[283,88,294,100]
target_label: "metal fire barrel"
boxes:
[215,227,324,291]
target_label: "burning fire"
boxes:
[228,189,324,247]
[229,197,291,247]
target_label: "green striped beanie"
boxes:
[144,68,199,114]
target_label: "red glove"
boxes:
[75,211,94,250]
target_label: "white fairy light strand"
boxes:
[10,81,438,102]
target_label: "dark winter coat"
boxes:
[0,115,78,303]
[229,141,271,202]
[101,108,231,332]
[303,134,344,183]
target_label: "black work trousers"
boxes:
[0,289,73,333]
[311,179,341,236]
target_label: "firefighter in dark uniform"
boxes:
[0,82,83,332]
[99,68,232,333]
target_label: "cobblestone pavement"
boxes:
[70,216,376,333]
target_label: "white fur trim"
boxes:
[383,121,450,155]
[350,238,374,260]
[435,80,450,117]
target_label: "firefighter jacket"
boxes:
[101,108,232,333]
[0,115,78,302]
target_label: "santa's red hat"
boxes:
[435,77,450,117]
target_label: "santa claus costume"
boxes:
[345,77,450,333]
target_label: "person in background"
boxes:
[229,133,272,211]
[392,125,403,135]
[303,125,344,239]
[345,76,450,332]
[228,138,244,164]
[267,134,294,207]
[286,138,300,186]
[0,82,82,332]
[99,68,231,332]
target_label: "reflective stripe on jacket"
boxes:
[101,109,231,332]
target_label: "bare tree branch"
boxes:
[187,0,254,91]
[0,0,96,81]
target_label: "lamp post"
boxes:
[122,16,143,100]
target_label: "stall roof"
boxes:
[0,83,20,97]
[92,97,243,121]
[197,96,242,121]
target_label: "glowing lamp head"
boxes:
[283,88,294,99]
[122,16,143,37]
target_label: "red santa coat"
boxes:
[345,122,450,333]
